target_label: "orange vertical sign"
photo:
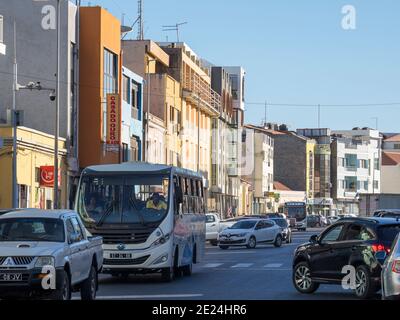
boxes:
[106,94,121,145]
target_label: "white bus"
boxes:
[75,162,206,281]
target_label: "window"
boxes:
[374,180,379,190]
[364,181,368,190]
[103,49,118,140]
[359,159,368,169]
[394,144,400,150]
[206,215,215,223]
[374,158,380,171]
[70,217,84,241]
[320,224,344,243]
[130,137,139,161]
[123,75,130,103]
[345,154,357,169]
[122,143,129,162]
[345,176,357,192]
[170,106,175,123]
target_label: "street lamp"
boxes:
[33,0,61,209]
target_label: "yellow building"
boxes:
[160,43,220,184]
[0,126,67,209]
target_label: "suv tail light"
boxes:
[372,244,391,254]
[392,260,400,274]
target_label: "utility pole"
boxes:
[12,20,18,208]
[53,0,61,209]
[137,0,144,40]
[197,93,200,172]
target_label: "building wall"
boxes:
[273,134,307,191]
[382,165,400,194]
[147,114,165,165]
[0,126,67,209]
[0,1,76,139]
[79,6,121,168]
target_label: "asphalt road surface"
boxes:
[74,228,381,300]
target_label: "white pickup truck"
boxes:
[0,209,103,300]
[206,213,242,245]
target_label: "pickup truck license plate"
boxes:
[109,253,132,259]
[0,273,22,281]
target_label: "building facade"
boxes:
[78,6,122,168]
[242,126,275,214]
[0,126,67,209]
[381,152,400,194]
[121,66,143,162]
[0,1,79,207]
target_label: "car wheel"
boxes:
[246,236,257,249]
[354,265,376,299]
[81,265,98,300]
[53,270,71,301]
[210,240,218,246]
[293,262,320,294]
[182,262,193,276]
[274,235,283,247]
[219,245,229,250]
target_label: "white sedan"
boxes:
[218,219,283,250]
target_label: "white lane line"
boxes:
[73,294,203,300]
[231,263,253,268]
[263,263,283,268]
[203,263,223,268]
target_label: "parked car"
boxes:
[307,215,325,228]
[218,219,283,250]
[0,209,103,300]
[327,216,340,225]
[270,217,292,243]
[292,217,400,299]
[206,213,222,246]
[373,209,400,218]
[378,232,400,300]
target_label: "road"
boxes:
[75,229,371,300]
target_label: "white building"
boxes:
[382,134,400,153]
[147,114,166,165]
[242,126,274,214]
[331,129,382,214]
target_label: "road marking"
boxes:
[203,263,223,268]
[73,294,204,300]
[206,251,257,255]
[264,263,283,268]
[231,263,253,268]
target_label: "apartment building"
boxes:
[121,66,144,162]
[331,128,381,214]
[242,125,274,214]
[78,6,122,168]
[158,42,220,186]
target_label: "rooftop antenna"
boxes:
[162,22,188,42]
[137,0,144,40]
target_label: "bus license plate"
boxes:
[110,253,132,259]
[0,273,22,281]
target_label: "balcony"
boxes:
[182,72,221,117]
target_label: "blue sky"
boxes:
[84,0,400,132]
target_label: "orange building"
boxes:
[79,6,122,168]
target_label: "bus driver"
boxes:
[146,192,167,211]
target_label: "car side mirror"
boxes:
[68,232,80,244]
[375,251,387,266]
[310,234,319,243]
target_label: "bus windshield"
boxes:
[77,174,170,227]
[286,206,306,221]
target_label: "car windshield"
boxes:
[0,218,65,242]
[377,225,400,242]
[206,215,216,223]
[230,220,257,229]
[77,174,170,226]
[272,218,288,228]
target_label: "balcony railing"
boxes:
[182,72,221,116]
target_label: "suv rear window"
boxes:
[377,225,400,242]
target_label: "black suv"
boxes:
[292,217,400,299]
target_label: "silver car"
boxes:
[378,233,400,300]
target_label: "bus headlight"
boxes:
[152,233,171,248]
